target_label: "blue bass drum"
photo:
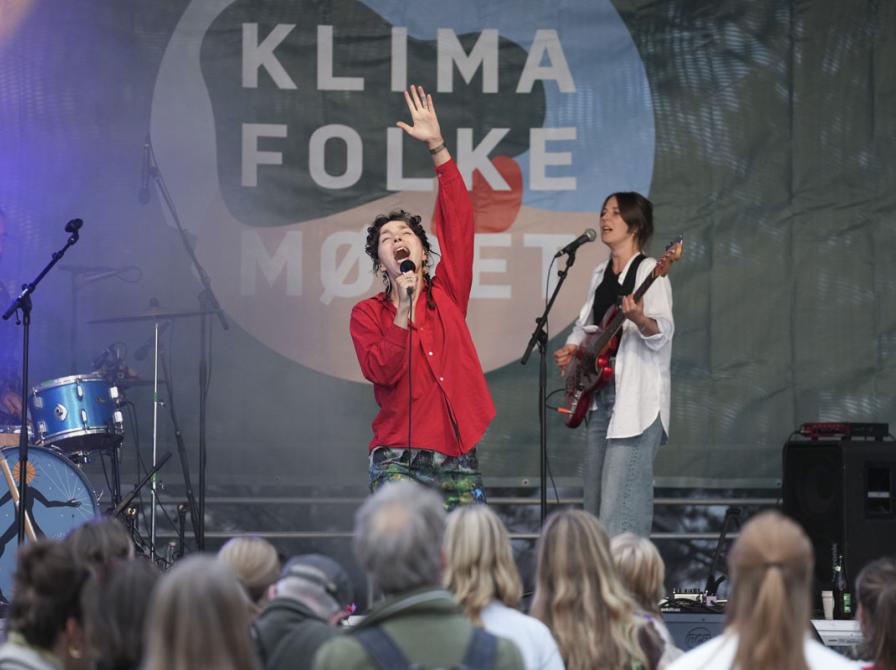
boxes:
[0,445,99,603]
[30,374,124,453]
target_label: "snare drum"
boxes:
[0,445,99,602]
[30,374,124,452]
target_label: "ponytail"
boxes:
[732,565,809,670]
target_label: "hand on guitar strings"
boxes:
[621,294,659,336]
[553,343,580,376]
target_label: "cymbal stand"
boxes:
[150,318,161,556]
[148,135,228,550]
[150,321,201,555]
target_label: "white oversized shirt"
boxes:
[566,254,673,440]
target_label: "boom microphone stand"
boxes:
[145,135,228,550]
[520,250,579,526]
[2,218,83,544]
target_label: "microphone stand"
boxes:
[406,287,413,450]
[147,137,228,551]
[520,250,578,526]
[704,506,742,598]
[2,219,83,544]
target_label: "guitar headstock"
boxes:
[654,235,684,278]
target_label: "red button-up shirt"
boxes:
[350,159,495,456]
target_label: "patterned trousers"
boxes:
[368,447,487,511]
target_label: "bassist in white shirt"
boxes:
[553,192,674,537]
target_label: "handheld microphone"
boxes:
[138,133,151,205]
[399,259,416,298]
[64,218,83,233]
[554,228,597,258]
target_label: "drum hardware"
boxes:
[0,454,38,542]
[109,137,226,552]
[59,264,142,374]
[29,374,125,454]
[88,303,213,554]
[1,217,83,546]
[0,444,100,602]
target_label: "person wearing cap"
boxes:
[252,554,354,670]
[313,481,523,670]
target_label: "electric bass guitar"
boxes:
[560,236,683,428]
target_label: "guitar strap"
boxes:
[592,253,646,324]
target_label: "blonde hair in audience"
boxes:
[217,535,280,613]
[143,555,259,670]
[443,504,522,624]
[856,556,896,670]
[610,532,665,617]
[726,511,812,670]
[531,509,647,670]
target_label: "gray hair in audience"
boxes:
[352,480,445,595]
[276,570,340,619]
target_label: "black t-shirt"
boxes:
[591,254,646,326]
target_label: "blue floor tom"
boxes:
[30,374,124,452]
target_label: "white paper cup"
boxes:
[822,590,834,620]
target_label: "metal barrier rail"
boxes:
[146,493,775,542]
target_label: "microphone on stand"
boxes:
[554,228,597,258]
[138,133,151,205]
[65,219,83,234]
[399,259,416,298]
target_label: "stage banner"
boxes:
[0,0,893,492]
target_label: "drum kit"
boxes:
[0,305,210,602]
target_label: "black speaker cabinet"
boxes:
[782,439,896,599]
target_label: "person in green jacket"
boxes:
[313,481,523,670]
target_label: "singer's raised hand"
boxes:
[396,85,448,164]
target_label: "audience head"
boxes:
[65,516,134,573]
[80,558,160,670]
[610,532,666,617]
[143,555,258,670]
[442,503,522,623]
[274,554,354,623]
[531,509,647,670]
[7,539,88,664]
[855,556,896,670]
[725,511,814,670]
[217,535,280,614]
[353,480,445,596]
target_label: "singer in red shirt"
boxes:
[349,86,495,510]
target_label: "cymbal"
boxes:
[87,308,215,324]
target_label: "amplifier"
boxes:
[663,612,726,651]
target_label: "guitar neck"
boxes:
[632,270,658,302]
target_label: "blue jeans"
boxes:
[584,383,663,537]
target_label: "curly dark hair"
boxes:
[365,209,437,309]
